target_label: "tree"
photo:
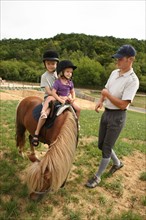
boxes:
[73,56,105,88]
[0,34,145,91]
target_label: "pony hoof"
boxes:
[29,193,43,201]
[29,193,40,201]
[28,154,40,162]
[18,151,25,158]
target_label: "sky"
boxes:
[1,0,146,40]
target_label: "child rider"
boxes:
[52,60,81,119]
[32,50,59,147]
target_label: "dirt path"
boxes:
[0,89,96,110]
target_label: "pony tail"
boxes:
[15,105,26,150]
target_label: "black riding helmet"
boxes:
[43,50,59,62]
[57,60,77,75]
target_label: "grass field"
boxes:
[0,100,145,220]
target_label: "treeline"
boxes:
[0,33,146,91]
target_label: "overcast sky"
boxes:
[1,0,146,40]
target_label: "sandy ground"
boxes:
[1,89,145,218]
[0,89,96,110]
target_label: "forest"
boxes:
[0,33,146,92]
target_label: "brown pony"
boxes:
[16,96,78,200]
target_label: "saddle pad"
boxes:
[32,103,59,129]
[33,104,42,121]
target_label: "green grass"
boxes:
[0,100,145,220]
[131,94,146,109]
[110,211,144,220]
[139,172,146,181]
[98,194,107,205]
[104,177,124,197]
[141,196,146,206]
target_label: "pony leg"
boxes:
[28,135,40,162]
[60,171,70,188]
[15,119,26,158]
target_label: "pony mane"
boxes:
[26,111,78,193]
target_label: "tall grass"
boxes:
[0,100,145,220]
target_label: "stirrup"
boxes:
[31,135,39,147]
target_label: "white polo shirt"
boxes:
[40,71,57,99]
[104,68,139,109]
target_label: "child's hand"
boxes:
[68,97,75,103]
[60,99,66,105]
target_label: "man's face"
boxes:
[115,57,132,70]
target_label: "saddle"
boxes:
[32,101,77,129]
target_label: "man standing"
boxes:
[86,45,139,188]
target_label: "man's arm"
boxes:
[101,88,130,110]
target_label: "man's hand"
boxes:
[59,99,66,105]
[95,101,103,113]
